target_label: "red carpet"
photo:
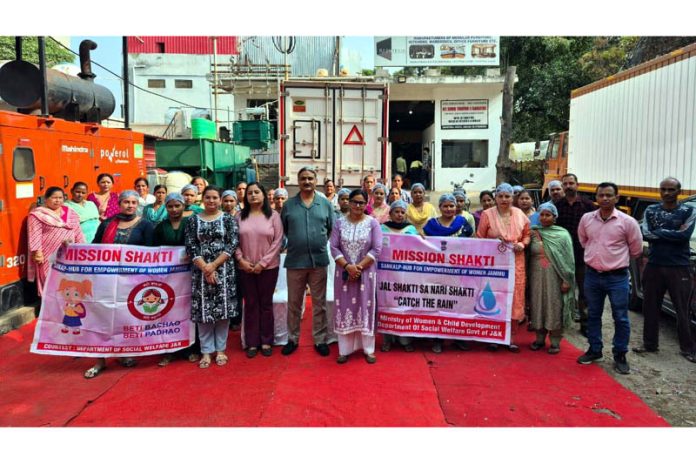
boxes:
[0,302,669,427]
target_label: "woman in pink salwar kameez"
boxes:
[28,187,85,296]
[477,183,530,352]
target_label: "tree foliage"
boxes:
[0,36,74,67]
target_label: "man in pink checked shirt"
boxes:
[576,182,643,375]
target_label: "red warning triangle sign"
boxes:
[343,125,366,145]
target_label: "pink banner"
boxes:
[377,235,514,344]
[31,244,194,357]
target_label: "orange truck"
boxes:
[0,39,145,314]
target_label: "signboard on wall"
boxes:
[441,100,489,129]
[375,36,499,67]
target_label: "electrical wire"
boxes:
[48,36,211,111]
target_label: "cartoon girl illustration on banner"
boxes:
[137,288,165,314]
[58,279,91,335]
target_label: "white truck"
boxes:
[568,42,696,217]
[279,80,389,190]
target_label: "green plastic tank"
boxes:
[232,120,274,149]
[191,118,217,139]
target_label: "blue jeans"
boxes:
[198,319,230,354]
[584,268,631,355]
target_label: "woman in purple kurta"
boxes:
[330,190,383,364]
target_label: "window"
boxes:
[148,79,166,88]
[562,135,568,158]
[13,147,35,181]
[441,140,488,168]
[547,136,558,159]
[175,79,193,89]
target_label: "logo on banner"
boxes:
[127,281,176,321]
[474,282,501,316]
[440,241,448,251]
[343,125,366,145]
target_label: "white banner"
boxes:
[31,244,194,358]
[375,36,500,67]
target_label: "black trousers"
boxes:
[642,264,695,353]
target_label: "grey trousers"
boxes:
[287,267,328,344]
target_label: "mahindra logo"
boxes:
[61,145,89,154]
[100,146,129,163]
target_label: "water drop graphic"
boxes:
[482,283,497,310]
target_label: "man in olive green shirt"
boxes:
[280,167,334,356]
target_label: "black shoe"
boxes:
[281,340,297,356]
[487,343,499,352]
[454,340,472,351]
[679,351,696,363]
[577,350,603,364]
[246,347,258,359]
[614,353,630,375]
[529,341,545,351]
[632,345,659,354]
[315,343,330,357]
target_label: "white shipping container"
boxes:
[569,47,696,194]
[280,81,388,189]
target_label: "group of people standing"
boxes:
[26,166,696,378]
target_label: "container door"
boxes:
[335,86,386,187]
[283,86,334,187]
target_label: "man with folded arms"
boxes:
[634,177,696,363]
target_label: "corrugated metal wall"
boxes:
[237,36,337,77]
[569,53,696,191]
[127,36,238,55]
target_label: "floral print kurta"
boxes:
[184,213,239,323]
[329,215,383,335]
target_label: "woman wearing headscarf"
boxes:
[528,202,576,354]
[154,192,200,366]
[370,183,390,224]
[453,189,476,235]
[222,190,239,214]
[476,183,531,353]
[92,190,155,247]
[181,184,204,216]
[272,188,288,212]
[84,190,155,379]
[28,187,85,297]
[380,200,417,353]
[337,188,351,216]
[405,183,437,234]
[423,194,474,353]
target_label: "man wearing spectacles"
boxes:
[281,167,336,357]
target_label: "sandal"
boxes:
[199,356,211,369]
[119,357,137,368]
[337,355,348,364]
[158,354,174,367]
[188,353,201,363]
[246,348,258,359]
[216,353,228,366]
[84,365,105,379]
[548,345,561,355]
[365,353,377,364]
[261,346,272,357]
